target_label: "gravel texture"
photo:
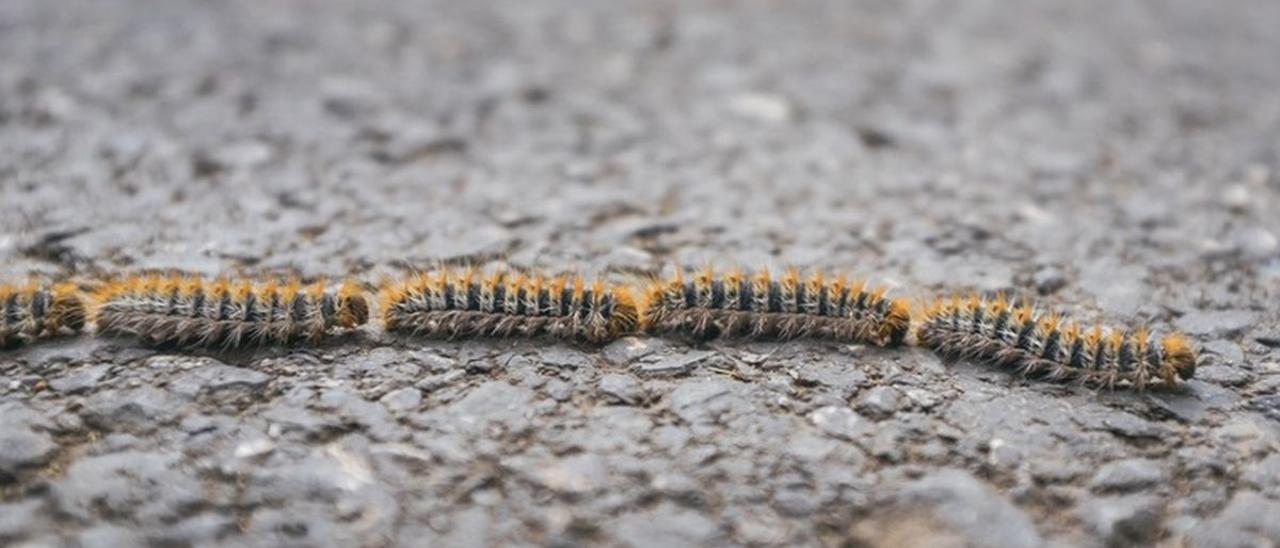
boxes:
[2,0,1279,546]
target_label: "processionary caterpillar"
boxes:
[0,283,86,347]
[639,267,911,346]
[92,275,369,348]
[381,269,639,343]
[917,295,1197,390]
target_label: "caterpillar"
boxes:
[917,295,1197,390]
[639,267,911,346]
[381,269,639,343]
[92,275,369,348]
[0,283,86,347]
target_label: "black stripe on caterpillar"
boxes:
[639,267,911,346]
[917,295,1197,390]
[381,269,639,343]
[0,283,86,347]
[92,275,369,348]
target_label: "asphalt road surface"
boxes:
[2,0,1279,546]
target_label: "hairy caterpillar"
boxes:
[381,269,639,343]
[639,268,911,346]
[0,283,86,347]
[92,275,369,348]
[917,295,1197,390]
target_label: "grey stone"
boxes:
[1089,459,1168,493]
[343,347,405,373]
[544,378,573,402]
[0,429,57,479]
[903,388,943,410]
[202,139,273,171]
[1029,458,1090,484]
[669,379,737,424]
[1221,184,1252,211]
[1187,491,1280,547]
[316,387,404,442]
[1175,310,1260,337]
[99,433,142,454]
[373,129,467,165]
[75,524,145,548]
[1098,412,1170,440]
[379,387,423,414]
[1080,261,1149,318]
[857,386,901,418]
[241,449,380,504]
[650,426,692,453]
[1252,394,1280,422]
[1202,339,1246,365]
[438,507,494,547]
[411,352,457,374]
[869,427,908,462]
[1080,495,1164,547]
[458,346,500,373]
[784,432,839,461]
[727,91,795,123]
[449,381,534,424]
[369,443,434,476]
[262,404,346,440]
[0,402,55,432]
[244,503,363,546]
[82,386,188,433]
[154,513,239,547]
[809,406,873,441]
[599,373,644,405]
[412,433,473,465]
[1212,417,1275,457]
[522,452,610,494]
[170,362,271,399]
[1255,325,1280,347]
[577,407,654,453]
[640,350,713,376]
[1241,453,1280,495]
[877,469,1042,548]
[1232,226,1278,259]
[537,346,594,369]
[51,452,204,525]
[1033,265,1068,294]
[0,499,46,542]
[602,337,663,365]
[650,471,703,505]
[773,487,821,516]
[1146,381,1241,422]
[48,363,111,394]
[320,76,384,120]
[795,364,870,395]
[234,438,277,459]
[612,503,723,548]
[416,369,466,393]
[601,246,654,269]
[1194,364,1254,386]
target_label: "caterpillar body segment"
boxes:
[382,269,639,343]
[917,295,1197,390]
[92,275,369,348]
[640,268,910,347]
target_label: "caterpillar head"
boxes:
[637,277,671,329]
[334,283,370,328]
[1161,333,1197,384]
[879,298,912,347]
[378,278,411,328]
[608,286,640,338]
[49,284,87,332]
